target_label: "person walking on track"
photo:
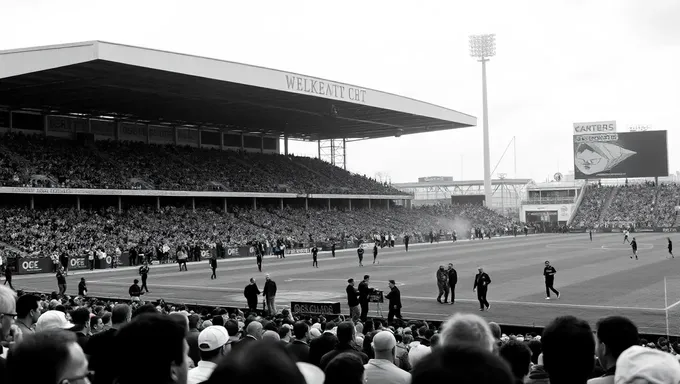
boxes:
[473,267,491,311]
[630,238,638,260]
[447,263,457,304]
[668,238,674,258]
[373,244,379,265]
[357,246,364,267]
[543,260,560,300]
[312,246,319,268]
[139,262,150,293]
[386,280,402,324]
[210,257,217,279]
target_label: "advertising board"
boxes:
[573,131,668,179]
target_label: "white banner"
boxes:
[573,121,617,135]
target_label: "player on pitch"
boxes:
[543,260,560,300]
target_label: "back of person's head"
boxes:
[595,316,639,360]
[412,344,513,384]
[113,313,188,384]
[439,313,495,352]
[293,321,309,340]
[70,307,90,327]
[132,303,157,318]
[499,340,532,380]
[16,294,40,318]
[488,322,502,339]
[169,312,189,334]
[212,315,225,327]
[7,329,78,384]
[247,320,263,338]
[205,339,305,384]
[325,321,336,331]
[542,316,594,384]
[528,339,542,365]
[323,352,365,384]
[336,321,355,344]
[111,303,131,325]
[188,314,200,329]
[225,319,239,337]
[101,312,112,326]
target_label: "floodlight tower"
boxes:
[469,34,496,208]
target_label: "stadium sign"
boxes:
[16,257,50,274]
[285,247,311,255]
[573,121,617,135]
[629,124,650,132]
[290,301,341,315]
[284,74,367,103]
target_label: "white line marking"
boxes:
[89,281,243,292]
[601,244,654,251]
[400,296,664,312]
[665,299,680,311]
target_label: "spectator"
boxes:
[542,316,595,384]
[589,316,639,384]
[7,329,90,384]
[309,321,338,367]
[15,294,40,337]
[499,340,532,384]
[205,341,306,384]
[364,330,411,384]
[112,313,190,384]
[411,344,513,384]
[320,322,368,370]
[188,325,231,384]
[232,320,262,353]
[0,285,16,354]
[615,345,680,384]
[287,321,311,363]
[526,353,550,384]
[35,309,74,333]
[439,313,495,352]
[324,352,366,384]
[86,303,131,384]
[68,307,91,350]
[186,314,201,366]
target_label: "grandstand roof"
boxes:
[0,41,477,140]
[393,178,532,189]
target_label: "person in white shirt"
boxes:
[364,331,411,384]
[187,326,231,384]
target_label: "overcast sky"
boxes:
[2,0,679,183]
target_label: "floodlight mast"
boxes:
[469,34,496,209]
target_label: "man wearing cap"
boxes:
[346,279,360,320]
[615,345,680,384]
[35,310,75,333]
[188,326,230,384]
[263,274,277,315]
[385,280,402,324]
[364,331,411,384]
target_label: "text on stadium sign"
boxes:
[573,133,618,143]
[573,121,617,135]
[285,75,367,103]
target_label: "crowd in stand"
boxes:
[0,203,519,260]
[0,285,679,384]
[0,133,403,195]
[572,182,680,229]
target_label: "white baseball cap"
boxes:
[198,326,230,351]
[35,310,74,333]
[615,345,680,384]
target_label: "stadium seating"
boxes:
[0,133,404,195]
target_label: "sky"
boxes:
[2,0,679,183]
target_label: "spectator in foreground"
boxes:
[113,313,190,384]
[542,316,595,384]
[309,321,338,367]
[499,340,532,384]
[320,322,368,370]
[324,352,366,384]
[411,344,513,384]
[86,303,131,384]
[589,316,639,384]
[188,325,231,384]
[526,353,549,384]
[286,321,311,363]
[364,330,411,384]
[615,345,680,384]
[0,285,16,352]
[206,341,306,384]
[439,312,495,352]
[14,294,40,337]
[7,329,90,384]
[35,309,74,333]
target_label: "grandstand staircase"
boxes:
[598,186,619,224]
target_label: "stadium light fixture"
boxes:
[469,34,496,208]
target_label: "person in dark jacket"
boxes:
[473,267,491,311]
[331,243,336,257]
[319,322,367,370]
[404,234,410,252]
[447,263,458,304]
[4,265,13,290]
[372,244,379,265]
[56,268,67,296]
[436,266,449,304]
[385,280,402,323]
[244,278,261,312]
[263,274,277,315]
[128,279,141,298]
[312,246,319,268]
[357,246,364,267]
[78,278,87,296]
[309,322,338,367]
[286,321,311,363]
[210,257,217,279]
[358,275,374,322]
[346,278,360,320]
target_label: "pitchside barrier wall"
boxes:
[570,227,679,234]
[9,232,519,275]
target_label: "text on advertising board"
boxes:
[285,75,367,103]
[22,260,41,272]
[291,301,341,314]
[573,121,617,135]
